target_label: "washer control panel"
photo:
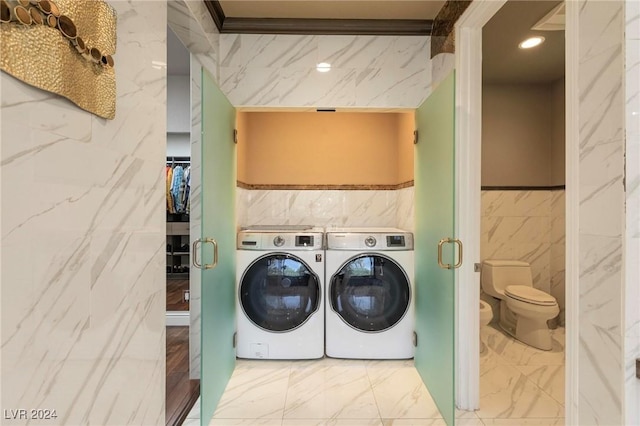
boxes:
[237,230,324,250]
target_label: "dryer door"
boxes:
[330,254,410,332]
[240,253,321,332]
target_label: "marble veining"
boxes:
[237,188,414,230]
[430,51,454,92]
[221,34,317,69]
[625,1,640,424]
[319,36,428,71]
[0,1,166,424]
[577,0,626,424]
[480,190,565,321]
[168,0,220,83]
[479,325,565,420]
[366,360,441,419]
[279,67,357,107]
[218,33,431,108]
[185,325,564,425]
[213,362,291,419]
[396,186,415,232]
[284,361,379,419]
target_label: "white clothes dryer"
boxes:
[236,226,324,359]
[325,227,415,359]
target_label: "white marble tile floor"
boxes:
[183,325,565,426]
[478,325,565,424]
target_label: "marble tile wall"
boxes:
[550,191,566,326]
[237,187,415,231]
[226,34,429,229]
[577,1,626,424]
[0,1,166,424]
[480,190,566,324]
[168,0,220,84]
[431,52,455,92]
[625,0,640,423]
[219,34,431,108]
[396,186,416,232]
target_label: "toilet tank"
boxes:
[481,260,532,298]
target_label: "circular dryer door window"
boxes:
[330,254,410,332]
[240,254,321,332]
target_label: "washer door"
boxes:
[240,253,321,332]
[330,254,410,332]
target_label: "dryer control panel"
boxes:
[327,229,414,250]
[237,231,324,250]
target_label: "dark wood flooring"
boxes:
[166,326,199,426]
[167,279,190,311]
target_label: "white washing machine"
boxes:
[325,227,415,359]
[236,226,325,359]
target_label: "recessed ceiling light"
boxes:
[518,36,545,49]
[316,62,331,72]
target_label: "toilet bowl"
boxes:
[479,300,493,354]
[481,260,559,351]
[479,300,493,326]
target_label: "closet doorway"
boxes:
[165,26,198,426]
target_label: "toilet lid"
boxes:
[505,285,557,306]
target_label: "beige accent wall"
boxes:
[237,111,414,186]
[236,110,249,183]
[397,112,416,183]
[550,78,566,186]
[482,83,564,186]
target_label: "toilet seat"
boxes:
[505,285,556,306]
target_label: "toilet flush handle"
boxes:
[437,237,463,270]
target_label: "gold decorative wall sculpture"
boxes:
[0,0,116,119]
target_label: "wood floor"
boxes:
[166,326,199,426]
[167,279,190,311]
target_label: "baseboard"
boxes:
[166,311,190,326]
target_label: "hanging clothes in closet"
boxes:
[166,159,191,214]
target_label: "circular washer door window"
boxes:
[240,254,320,332]
[330,254,410,332]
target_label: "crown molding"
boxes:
[204,1,432,36]
[204,0,225,32]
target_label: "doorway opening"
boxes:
[165,26,198,426]
[478,0,566,420]
[455,0,574,421]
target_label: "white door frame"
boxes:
[454,1,577,423]
[453,0,506,411]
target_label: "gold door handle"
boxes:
[437,237,463,270]
[192,238,218,270]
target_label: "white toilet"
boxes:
[479,300,493,353]
[479,300,493,327]
[480,260,559,351]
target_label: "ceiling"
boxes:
[169,0,565,85]
[218,0,445,20]
[483,1,565,84]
